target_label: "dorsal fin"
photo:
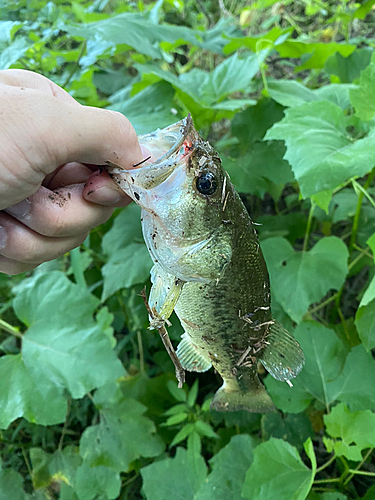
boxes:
[260,320,305,381]
[176,333,211,373]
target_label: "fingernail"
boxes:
[140,145,156,162]
[87,185,121,204]
[0,226,7,250]
[6,198,31,218]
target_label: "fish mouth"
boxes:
[106,115,197,192]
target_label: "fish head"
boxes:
[107,116,235,282]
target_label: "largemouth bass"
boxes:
[107,116,304,413]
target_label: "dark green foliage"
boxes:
[1,1,375,499]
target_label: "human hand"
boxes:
[0,69,144,275]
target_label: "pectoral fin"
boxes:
[149,265,184,327]
[176,333,211,373]
[260,320,305,382]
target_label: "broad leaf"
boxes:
[0,37,30,69]
[242,438,314,500]
[324,403,375,461]
[355,275,375,350]
[141,447,207,500]
[275,40,355,70]
[350,55,375,121]
[109,81,180,135]
[267,80,356,110]
[64,13,201,59]
[261,237,348,322]
[0,354,67,429]
[266,321,348,413]
[13,271,124,399]
[195,435,254,500]
[80,382,164,472]
[262,412,314,451]
[325,48,373,83]
[75,464,121,500]
[329,345,375,411]
[0,469,26,500]
[101,204,152,300]
[265,101,375,197]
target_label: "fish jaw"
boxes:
[106,115,197,204]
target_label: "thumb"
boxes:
[54,103,144,169]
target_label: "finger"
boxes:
[0,213,88,264]
[4,184,113,238]
[55,105,144,170]
[44,162,95,190]
[0,69,79,105]
[0,255,39,275]
[83,170,132,207]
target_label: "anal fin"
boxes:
[176,333,211,373]
[260,320,305,382]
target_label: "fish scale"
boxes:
[106,116,305,412]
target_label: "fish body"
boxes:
[108,116,304,412]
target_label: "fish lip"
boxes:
[136,114,195,171]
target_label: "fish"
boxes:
[106,115,304,413]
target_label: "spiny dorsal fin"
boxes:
[176,333,211,373]
[260,320,305,382]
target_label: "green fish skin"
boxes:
[107,116,304,413]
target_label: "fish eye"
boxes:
[196,172,217,196]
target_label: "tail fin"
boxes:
[210,382,275,413]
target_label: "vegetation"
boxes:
[1,0,375,498]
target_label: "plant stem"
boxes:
[344,448,374,485]
[62,40,86,88]
[347,469,375,477]
[0,318,23,339]
[313,478,340,484]
[58,398,72,451]
[303,202,315,252]
[306,292,339,316]
[136,330,145,374]
[349,168,375,255]
[316,454,337,473]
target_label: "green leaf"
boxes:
[170,423,195,447]
[194,435,254,500]
[167,380,187,402]
[80,382,164,473]
[75,464,121,500]
[275,40,355,70]
[325,48,373,83]
[135,51,265,128]
[0,469,27,500]
[267,80,356,110]
[0,354,67,429]
[261,237,348,322]
[0,37,31,69]
[223,26,293,54]
[324,403,375,461]
[109,81,180,135]
[231,98,285,146]
[187,380,199,407]
[194,420,219,440]
[141,447,207,500]
[262,412,314,451]
[265,101,375,197]
[355,275,375,350]
[64,13,201,59]
[350,55,375,121]
[101,204,152,300]
[242,438,314,500]
[266,321,348,413]
[329,345,375,411]
[13,271,125,399]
